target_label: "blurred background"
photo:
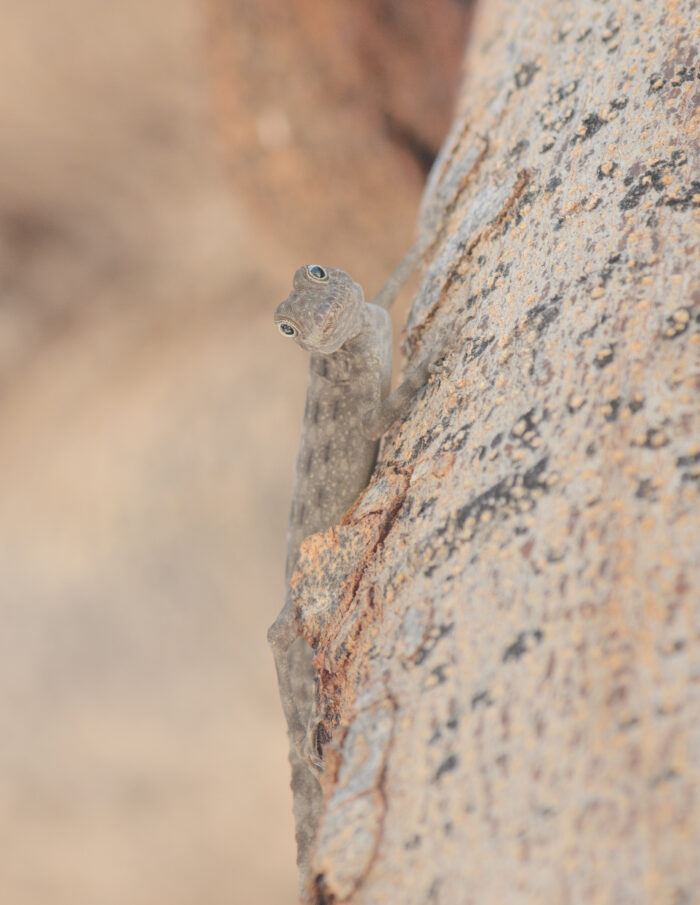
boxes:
[0,1,471,902]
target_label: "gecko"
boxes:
[267,244,441,888]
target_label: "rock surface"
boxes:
[293,0,700,901]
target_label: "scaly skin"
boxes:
[268,254,435,895]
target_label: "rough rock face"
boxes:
[290,0,700,901]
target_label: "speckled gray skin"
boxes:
[268,252,431,891]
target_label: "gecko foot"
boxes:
[301,715,327,776]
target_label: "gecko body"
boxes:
[269,253,434,889]
[281,268,392,580]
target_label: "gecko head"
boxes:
[274,265,365,354]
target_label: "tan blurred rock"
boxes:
[203,0,473,281]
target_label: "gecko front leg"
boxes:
[267,597,308,753]
[361,342,440,440]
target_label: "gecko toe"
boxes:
[302,718,328,776]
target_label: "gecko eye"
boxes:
[278,322,297,337]
[307,265,328,282]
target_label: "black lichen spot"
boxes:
[585,442,596,457]
[434,754,459,782]
[661,179,700,212]
[629,396,645,413]
[594,344,616,368]
[491,432,504,448]
[503,629,544,662]
[404,834,422,851]
[463,334,496,363]
[471,689,494,710]
[599,253,621,286]
[620,151,690,211]
[547,80,579,104]
[573,113,605,143]
[636,428,670,449]
[418,496,438,517]
[577,321,600,343]
[429,664,449,686]
[635,478,657,500]
[576,27,592,42]
[428,878,443,902]
[526,294,562,335]
[648,72,665,94]
[506,187,540,227]
[597,161,618,179]
[413,622,455,666]
[436,421,473,455]
[619,717,640,731]
[620,179,650,211]
[650,767,680,787]
[557,107,575,130]
[670,65,697,86]
[670,890,691,905]
[523,457,549,489]
[677,451,700,468]
[663,308,691,339]
[510,408,546,449]
[419,458,551,571]
[514,61,540,89]
[409,422,445,460]
[603,398,621,422]
[509,138,530,161]
[601,22,620,43]
[479,261,512,298]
